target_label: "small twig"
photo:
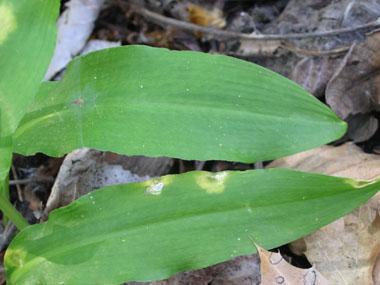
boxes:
[136,7,380,41]
[11,165,23,202]
[9,175,55,186]
[0,222,16,252]
[280,43,350,56]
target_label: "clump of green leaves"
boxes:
[1,0,379,284]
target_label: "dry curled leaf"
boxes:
[267,143,380,284]
[44,0,105,80]
[326,30,380,119]
[256,244,329,285]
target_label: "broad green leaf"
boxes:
[14,46,346,163]
[0,0,59,138]
[5,169,379,284]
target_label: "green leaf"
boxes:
[0,0,59,138]
[14,46,346,163]
[5,169,379,284]
[0,136,12,190]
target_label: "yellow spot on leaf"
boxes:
[4,247,27,269]
[0,3,16,44]
[195,171,228,194]
[344,178,377,188]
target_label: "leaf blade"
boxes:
[0,0,59,138]
[14,46,346,162]
[5,169,379,284]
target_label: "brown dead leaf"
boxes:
[44,148,173,218]
[291,57,341,98]
[345,113,378,143]
[267,142,380,180]
[23,157,63,213]
[267,143,380,284]
[326,30,380,119]
[298,198,380,285]
[186,5,226,29]
[280,0,380,99]
[256,244,329,285]
[374,248,380,284]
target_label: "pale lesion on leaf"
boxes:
[0,3,17,44]
[195,171,228,194]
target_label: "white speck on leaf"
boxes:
[211,172,227,181]
[146,182,164,195]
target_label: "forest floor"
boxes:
[3,0,380,284]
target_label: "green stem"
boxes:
[2,174,10,226]
[0,195,29,231]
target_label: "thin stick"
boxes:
[136,7,380,41]
[0,222,16,252]
[11,165,23,202]
[9,175,55,186]
[280,43,350,56]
